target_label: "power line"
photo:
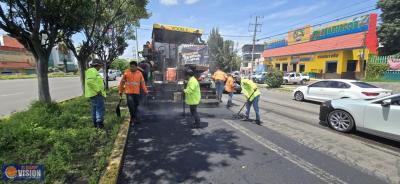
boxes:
[257,8,378,41]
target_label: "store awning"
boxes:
[263,32,365,58]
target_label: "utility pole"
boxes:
[249,16,263,77]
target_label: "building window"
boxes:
[291,64,296,72]
[326,61,337,73]
[275,63,280,70]
[299,64,305,73]
[282,63,288,72]
[347,60,357,72]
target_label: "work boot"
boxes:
[255,120,262,125]
[130,117,135,126]
[241,116,251,122]
[193,122,200,129]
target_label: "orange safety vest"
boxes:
[213,70,226,81]
[224,76,235,93]
[119,69,148,94]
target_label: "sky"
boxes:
[119,0,380,59]
[0,0,380,59]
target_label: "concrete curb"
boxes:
[99,118,130,184]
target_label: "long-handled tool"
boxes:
[232,89,257,120]
[115,97,122,117]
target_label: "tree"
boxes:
[65,0,149,92]
[377,0,400,55]
[95,23,131,89]
[207,28,224,72]
[216,40,240,72]
[0,0,92,102]
[111,58,129,71]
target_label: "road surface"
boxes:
[0,77,118,117]
[118,89,400,184]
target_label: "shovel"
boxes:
[115,97,122,117]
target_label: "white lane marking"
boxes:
[223,119,347,184]
[0,92,24,97]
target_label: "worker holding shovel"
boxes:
[240,79,261,125]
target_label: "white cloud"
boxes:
[160,0,178,6]
[185,0,200,5]
[264,2,326,20]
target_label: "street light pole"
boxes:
[135,26,140,61]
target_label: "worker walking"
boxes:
[241,79,262,125]
[225,73,235,108]
[184,69,201,128]
[85,59,106,128]
[119,61,148,126]
[212,67,226,102]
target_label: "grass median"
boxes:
[0,88,127,183]
[0,73,78,80]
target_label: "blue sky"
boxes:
[0,0,380,59]
[119,0,380,59]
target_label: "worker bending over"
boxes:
[241,79,262,125]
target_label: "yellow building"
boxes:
[263,14,378,79]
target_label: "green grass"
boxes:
[0,73,78,80]
[0,89,127,184]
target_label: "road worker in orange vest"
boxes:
[224,73,235,108]
[119,61,148,126]
[212,67,226,102]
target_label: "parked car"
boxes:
[319,94,400,141]
[115,70,122,77]
[283,72,310,85]
[99,70,118,81]
[293,79,392,102]
[253,72,268,84]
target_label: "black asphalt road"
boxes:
[118,94,391,184]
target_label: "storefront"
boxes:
[263,13,378,79]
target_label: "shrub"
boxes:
[265,69,283,88]
[366,61,389,81]
[0,90,125,183]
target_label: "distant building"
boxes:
[241,44,264,64]
[0,34,78,74]
[0,35,36,74]
[48,46,78,72]
[241,44,264,74]
[263,13,378,79]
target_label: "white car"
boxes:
[293,79,392,102]
[283,72,310,85]
[99,70,118,81]
[319,94,400,141]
